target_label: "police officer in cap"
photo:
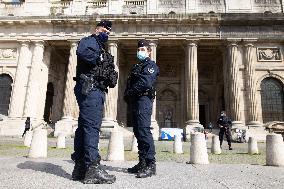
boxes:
[71,20,116,184]
[217,111,233,150]
[124,39,160,178]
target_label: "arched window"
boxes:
[0,74,13,116]
[260,78,284,123]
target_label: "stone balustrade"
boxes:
[0,0,25,16]
[87,0,107,8]
[0,0,283,16]
[124,0,145,6]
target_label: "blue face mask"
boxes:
[97,32,109,43]
[137,51,148,61]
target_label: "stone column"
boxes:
[149,41,159,141]
[54,41,78,136]
[9,41,32,118]
[101,41,119,130]
[227,42,243,128]
[23,40,45,120]
[185,41,202,136]
[223,48,231,116]
[37,46,51,119]
[244,42,262,127]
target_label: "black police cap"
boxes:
[96,20,112,31]
[138,39,150,48]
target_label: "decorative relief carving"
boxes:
[0,48,17,60]
[257,47,282,62]
[159,89,177,101]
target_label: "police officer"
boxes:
[71,20,116,184]
[22,117,31,137]
[124,39,160,178]
[217,111,233,150]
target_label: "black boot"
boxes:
[127,159,146,174]
[83,159,116,184]
[229,145,233,150]
[72,158,86,181]
[136,162,156,178]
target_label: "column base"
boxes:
[54,117,77,137]
[247,121,263,128]
[0,118,25,136]
[185,120,203,141]
[101,118,119,138]
[231,121,245,129]
[0,117,45,136]
[245,125,268,142]
[151,119,159,141]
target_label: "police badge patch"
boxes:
[148,67,155,74]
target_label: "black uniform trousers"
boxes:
[130,96,156,163]
[71,82,105,166]
[219,127,232,146]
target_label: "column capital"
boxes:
[31,40,45,47]
[226,38,241,47]
[108,41,118,48]
[185,39,198,47]
[68,40,78,47]
[17,40,30,46]
[148,39,158,46]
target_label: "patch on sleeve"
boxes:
[148,67,155,74]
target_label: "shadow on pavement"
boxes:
[102,165,128,173]
[63,159,128,174]
[17,161,71,179]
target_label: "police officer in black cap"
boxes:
[124,39,160,178]
[217,111,233,150]
[71,20,117,184]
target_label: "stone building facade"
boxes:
[0,0,283,139]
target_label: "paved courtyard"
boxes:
[0,137,284,189]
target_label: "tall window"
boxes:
[0,74,13,116]
[260,77,284,123]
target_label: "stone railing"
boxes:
[0,0,25,16]
[200,0,222,4]
[0,0,24,6]
[123,0,146,14]
[125,0,145,6]
[254,0,279,4]
[87,0,107,8]
[86,0,108,15]
[50,0,72,16]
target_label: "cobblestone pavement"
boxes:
[0,137,283,189]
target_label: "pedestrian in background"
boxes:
[22,117,31,137]
[217,111,233,150]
